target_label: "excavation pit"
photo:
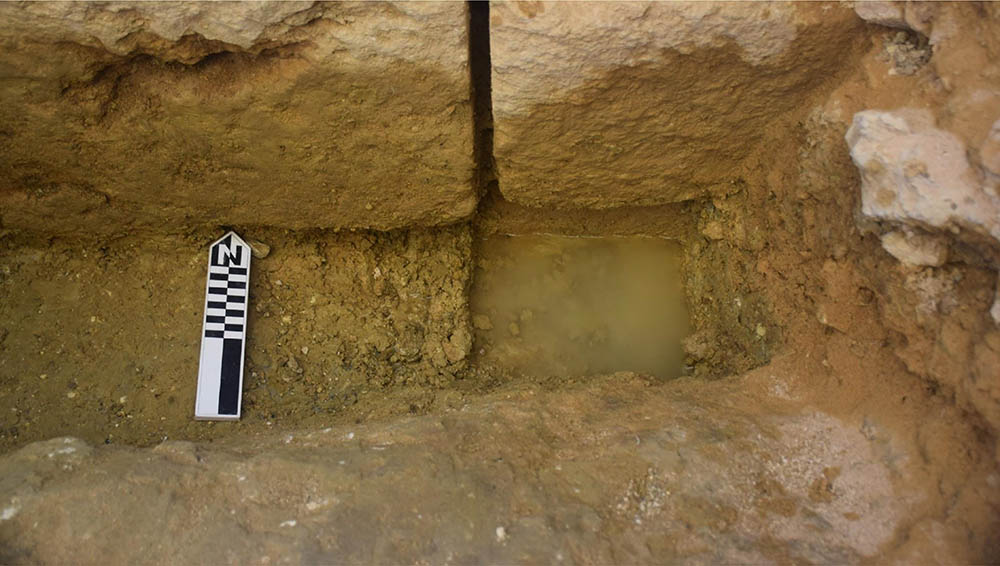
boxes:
[0,1,999,563]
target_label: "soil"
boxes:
[0,226,476,451]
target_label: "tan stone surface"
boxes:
[2,373,993,564]
[489,1,864,209]
[0,2,476,236]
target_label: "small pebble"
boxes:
[249,239,270,259]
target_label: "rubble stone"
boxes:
[846,109,1000,244]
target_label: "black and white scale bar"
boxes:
[195,231,252,421]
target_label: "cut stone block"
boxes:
[0,379,919,563]
[0,2,476,235]
[489,2,862,209]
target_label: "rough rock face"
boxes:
[0,2,476,236]
[489,2,863,209]
[846,109,1000,245]
[2,375,993,564]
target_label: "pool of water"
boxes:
[471,234,690,380]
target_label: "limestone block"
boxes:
[0,2,476,235]
[0,380,918,563]
[846,109,1000,244]
[489,1,862,209]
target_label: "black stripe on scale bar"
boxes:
[225,309,244,317]
[218,338,242,415]
[206,315,226,323]
[227,280,246,289]
[228,295,245,304]
[208,286,228,295]
[207,301,227,309]
[210,273,228,281]
[229,267,247,275]
[224,323,243,332]
[205,330,224,338]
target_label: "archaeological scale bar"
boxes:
[195,231,251,420]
